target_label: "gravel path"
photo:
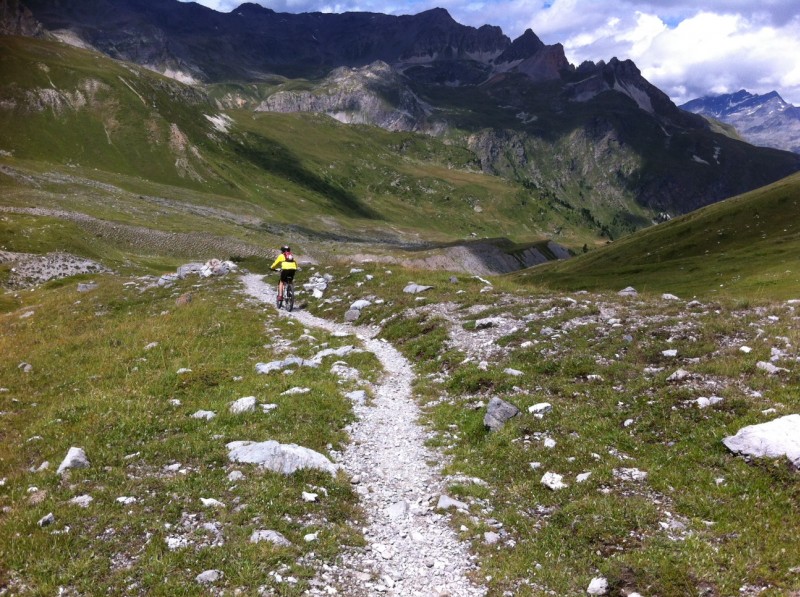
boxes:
[240,274,486,597]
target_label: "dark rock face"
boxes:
[1,0,45,36]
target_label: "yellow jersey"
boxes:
[271,253,297,271]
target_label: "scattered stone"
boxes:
[261,404,278,413]
[503,367,523,377]
[227,470,245,482]
[403,283,433,294]
[541,472,567,490]
[195,570,223,585]
[345,390,367,405]
[662,349,678,357]
[757,361,788,375]
[281,387,310,395]
[576,472,592,483]
[618,286,637,296]
[528,402,552,416]
[740,346,752,354]
[18,362,32,373]
[227,440,340,475]
[694,396,724,409]
[386,501,409,519]
[116,496,137,505]
[304,532,318,542]
[38,513,55,527]
[175,292,193,307]
[344,309,361,322]
[70,495,93,508]
[176,368,192,375]
[587,576,609,595]
[437,495,468,511]
[484,532,500,545]
[302,491,318,503]
[484,397,520,432]
[191,410,216,420]
[144,342,159,350]
[667,369,691,382]
[613,468,648,482]
[230,396,257,414]
[661,293,680,301]
[250,529,291,546]
[56,447,90,475]
[723,414,800,468]
[200,498,225,508]
[350,299,372,310]
[77,282,98,293]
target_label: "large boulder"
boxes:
[484,397,520,431]
[723,414,800,468]
[226,440,339,475]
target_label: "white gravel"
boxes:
[240,274,485,596]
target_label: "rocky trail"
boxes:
[240,274,486,596]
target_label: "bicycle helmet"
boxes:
[280,245,290,252]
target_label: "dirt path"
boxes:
[240,274,485,596]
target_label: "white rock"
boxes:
[250,529,292,546]
[350,299,372,310]
[230,396,257,414]
[587,576,609,595]
[261,403,278,413]
[200,498,225,508]
[618,286,637,296]
[304,532,318,542]
[227,470,245,482]
[56,447,90,475]
[437,495,468,511]
[723,414,800,468]
[529,462,542,470]
[38,513,55,527]
[543,438,556,449]
[191,410,216,420]
[667,369,691,382]
[227,440,339,475]
[302,491,318,503]
[662,293,680,301]
[144,342,158,351]
[695,396,724,409]
[403,283,433,294]
[662,349,678,357]
[281,387,310,395]
[541,472,567,490]
[740,346,752,354]
[484,532,500,545]
[613,468,648,482]
[196,570,223,585]
[576,472,592,483]
[166,536,190,550]
[528,402,552,415]
[116,496,136,505]
[757,361,788,375]
[70,495,94,508]
[504,367,524,377]
[176,368,192,374]
[386,501,409,519]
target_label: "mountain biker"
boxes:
[270,245,297,306]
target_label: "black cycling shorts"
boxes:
[280,269,295,284]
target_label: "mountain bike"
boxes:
[276,275,295,312]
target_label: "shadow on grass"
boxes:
[236,133,382,220]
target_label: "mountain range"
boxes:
[682,89,800,154]
[2,0,800,256]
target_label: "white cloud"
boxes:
[180,0,800,104]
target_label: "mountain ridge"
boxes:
[682,89,800,154]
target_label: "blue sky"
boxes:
[182,0,800,104]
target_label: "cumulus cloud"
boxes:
[181,0,800,104]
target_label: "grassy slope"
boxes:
[0,35,602,267]
[514,172,800,300]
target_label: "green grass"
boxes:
[516,172,800,300]
[0,273,378,594]
[309,261,800,596]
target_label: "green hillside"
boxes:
[515,172,800,299]
[0,35,606,268]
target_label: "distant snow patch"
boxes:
[205,114,234,133]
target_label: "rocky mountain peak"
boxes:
[495,28,545,63]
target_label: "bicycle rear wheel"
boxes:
[286,284,295,312]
